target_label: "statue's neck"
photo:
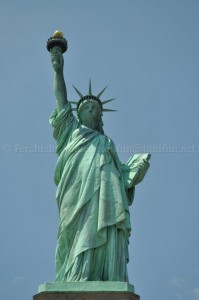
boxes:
[82,119,103,134]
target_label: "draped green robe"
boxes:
[50,103,136,282]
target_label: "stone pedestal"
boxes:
[33,282,140,300]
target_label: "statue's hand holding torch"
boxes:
[47,30,68,73]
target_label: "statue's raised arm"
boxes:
[47,31,68,113]
[51,46,68,112]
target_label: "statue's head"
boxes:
[70,81,116,133]
[78,99,104,133]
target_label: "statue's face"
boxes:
[79,101,102,124]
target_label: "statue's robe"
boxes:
[50,103,135,282]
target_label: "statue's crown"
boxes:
[70,81,116,115]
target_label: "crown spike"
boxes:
[103,109,117,112]
[101,98,116,105]
[96,85,108,98]
[88,79,92,96]
[72,85,84,98]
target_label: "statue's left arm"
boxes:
[122,154,151,205]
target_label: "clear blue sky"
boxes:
[0,1,198,300]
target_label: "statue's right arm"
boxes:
[51,46,68,113]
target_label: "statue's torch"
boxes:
[46,30,68,53]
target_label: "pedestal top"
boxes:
[34,282,140,300]
[38,281,135,293]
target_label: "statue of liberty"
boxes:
[47,31,150,283]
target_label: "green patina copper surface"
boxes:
[38,281,135,293]
[48,36,150,283]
